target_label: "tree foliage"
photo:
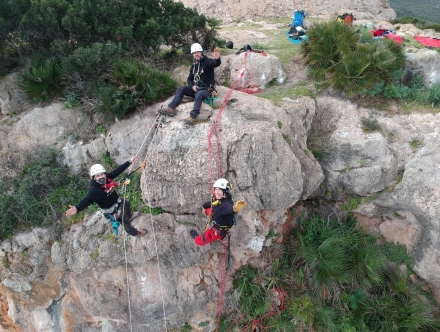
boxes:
[1,0,210,69]
[0,0,211,115]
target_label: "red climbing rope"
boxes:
[207,50,269,331]
[241,288,288,331]
[216,237,228,331]
[207,52,248,192]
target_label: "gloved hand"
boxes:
[202,207,212,217]
[233,200,246,213]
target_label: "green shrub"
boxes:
[63,42,123,83]
[427,82,440,106]
[390,16,440,32]
[93,83,137,119]
[112,60,178,105]
[227,213,440,332]
[381,242,413,268]
[301,22,406,97]
[301,21,359,74]
[100,152,117,171]
[0,148,88,240]
[20,57,66,102]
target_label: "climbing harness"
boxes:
[101,198,123,234]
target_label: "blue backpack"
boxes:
[293,10,305,28]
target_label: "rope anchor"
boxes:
[154,113,166,129]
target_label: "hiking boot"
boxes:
[136,229,147,236]
[184,117,196,126]
[189,229,198,239]
[158,107,176,117]
[129,212,141,221]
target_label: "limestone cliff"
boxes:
[175,0,395,21]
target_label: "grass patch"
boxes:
[342,197,362,211]
[92,248,99,260]
[361,117,381,133]
[141,206,165,215]
[220,17,301,67]
[259,80,313,104]
[100,234,118,243]
[410,140,421,149]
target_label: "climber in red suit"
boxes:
[189,178,245,246]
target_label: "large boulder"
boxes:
[216,52,286,89]
[140,86,321,214]
[405,49,440,87]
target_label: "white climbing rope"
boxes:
[118,115,168,331]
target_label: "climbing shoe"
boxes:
[185,117,196,126]
[190,229,198,239]
[136,229,147,236]
[158,107,176,117]
[129,212,141,221]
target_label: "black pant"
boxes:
[118,200,138,236]
[168,86,211,119]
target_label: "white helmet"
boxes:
[90,164,106,178]
[190,43,203,54]
[213,178,232,191]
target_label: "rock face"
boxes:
[1,84,326,331]
[0,72,28,116]
[2,50,440,330]
[176,0,394,21]
[313,96,398,197]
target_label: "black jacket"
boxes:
[75,161,131,213]
[187,55,221,88]
[203,197,234,228]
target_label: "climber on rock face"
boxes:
[190,178,245,245]
[65,156,146,237]
[158,43,221,126]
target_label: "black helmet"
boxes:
[243,44,252,51]
[226,40,233,49]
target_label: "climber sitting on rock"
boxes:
[190,178,245,245]
[158,43,221,126]
[65,156,146,237]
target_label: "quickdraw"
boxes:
[154,111,166,129]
